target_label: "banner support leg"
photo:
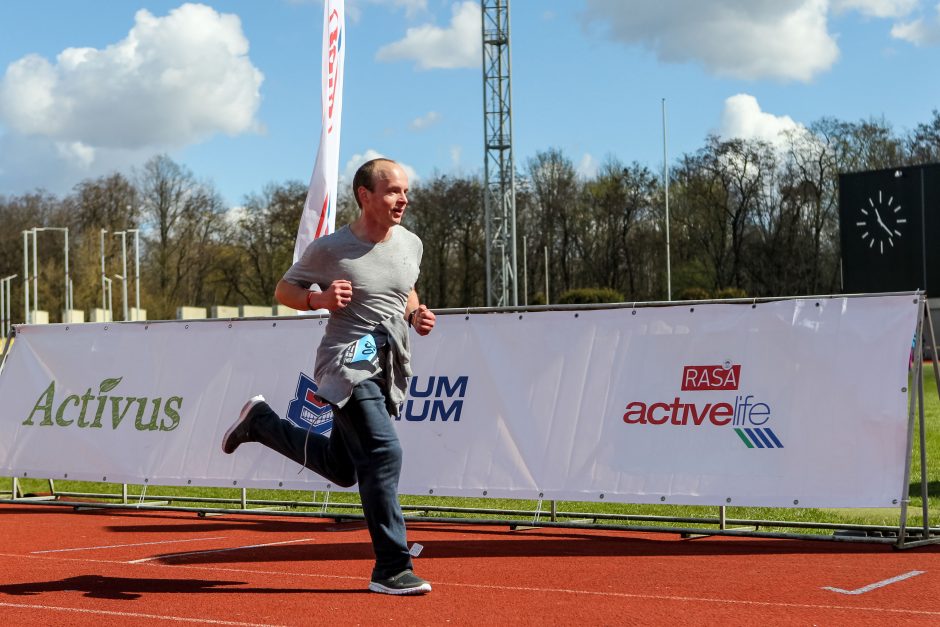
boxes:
[122,483,128,505]
[920,302,939,540]
[917,352,929,540]
[920,301,940,539]
[897,296,925,547]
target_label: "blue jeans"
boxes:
[248,378,413,579]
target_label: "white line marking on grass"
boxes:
[822,570,926,595]
[127,537,315,563]
[0,602,284,626]
[31,537,227,554]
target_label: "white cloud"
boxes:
[832,0,918,18]
[577,153,599,179]
[55,141,96,169]
[719,94,806,148]
[583,0,839,82]
[409,110,441,131]
[341,149,419,185]
[0,3,263,195]
[891,3,940,44]
[375,1,481,70]
[449,145,462,169]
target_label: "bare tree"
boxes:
[580,158,659,298]
[225,181,306,304]
[906,109,940,164]
[526,149,580,293]
[136,155,229,318]
[405,174,485,307]
[673,137,775,292]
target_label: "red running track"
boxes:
[0,504,937,626]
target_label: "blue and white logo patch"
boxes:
[285,373,333,435]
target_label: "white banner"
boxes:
[294,0,345,262]
[0,296,920,508]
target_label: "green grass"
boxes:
[4,364,939,533]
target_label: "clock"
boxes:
[839,165,938,295]
[855,189,907,255]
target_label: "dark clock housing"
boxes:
[839,163,940,295]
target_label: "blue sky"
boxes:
[1,0,939,208]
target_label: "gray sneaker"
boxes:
[368,570,432,595]
[222,395,266,454]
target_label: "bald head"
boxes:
[352,158,400,209]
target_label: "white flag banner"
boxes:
[294,0,345,262]
[0,296,920,508]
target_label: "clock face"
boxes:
[856,189,906,255]
[839,166,928,294]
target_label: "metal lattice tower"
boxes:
[482,0,518,307]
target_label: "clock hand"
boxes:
[873,209,893,236]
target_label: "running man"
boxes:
[222,158,435,595]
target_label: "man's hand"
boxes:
[412,304,436,336]
[309,280,353,311]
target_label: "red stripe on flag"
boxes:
[314,194,330,239]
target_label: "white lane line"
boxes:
[31,537,227,554]
[822,570,926,595]
[127,537,315,564]
[432,581,940,617]
[123,558,940,618]
[0,602,284,626]
[3,551,938,618]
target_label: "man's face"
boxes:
[360,163,409,228]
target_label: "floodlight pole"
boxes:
[63,228,70,317]
[100,229,108,311]
[31,228,38,317]
[57,228,71,319]
[662,98,672,301]
[22,231,31,323]
[544,246,549,304]
[103,277,113,320]
[522,235,528,306]
[1,275,16,337]
[113,231,129,321]
[482,0,519,307]
[128,228,140,319]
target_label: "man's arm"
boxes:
[276,279,352,312]
[405,288,435,336]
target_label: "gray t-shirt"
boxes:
[282,224,423,406]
